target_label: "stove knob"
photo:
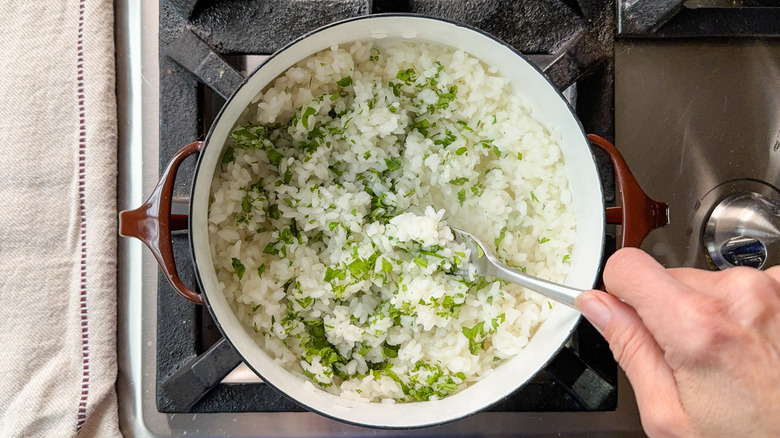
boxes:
[703,192,780,271]
[719,236,767,269]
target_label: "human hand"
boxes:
[575,248,780,438]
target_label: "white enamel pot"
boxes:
[119,14,668,429]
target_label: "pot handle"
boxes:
[119,141,205,305]
[587,134,669,248]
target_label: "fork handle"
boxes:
[488,260,582,309]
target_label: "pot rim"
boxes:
[188,13,603,428]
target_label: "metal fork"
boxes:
[450,228,582,309]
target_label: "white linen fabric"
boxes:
[0,0,120,436]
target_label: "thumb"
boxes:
[576,290,689,437]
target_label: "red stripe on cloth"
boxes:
[75,0,90,431]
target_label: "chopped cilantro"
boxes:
[267,204,281,219]
[336,76,353,87]
[266,149,284,167]
[231,258,245,279]
[433,128,456,147]
[539,237,550,244]
[456,121,473,132]
[449,177,468,186]
[385,158,402,171]
[457,188,466,206]
[221,146,234,167]
[395,68,417,85]
[411,118,430,137]
[455,146,467,156]
[324,266,346,282]
[301,107,316,129]
[413,256,428,268]
[436,85,458,110]
[494,230,506,249]
[257,264,266,278]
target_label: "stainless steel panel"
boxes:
[615,39,780,268]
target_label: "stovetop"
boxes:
[116,1,780,436]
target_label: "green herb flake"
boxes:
[411,119,430,137]
[382,258,393,273]
[449,177,468,186]
[539,237,550,244]
[457,188,466,206]
[231,258,246,279]
[268,204,281,220]
[456,121,473,132]
[530,192,540,203]
[324,266,346,282]
[492,114,497,124]
[563,254,571,262]
[252,303,261,312]
[455,147,467,156]
[385,158,402,171]
[263,243,279,255]
[395,68,417,85]
[336,76,353,87]
[266,149,284,167]
[257,264,266,278]
[494,230,506,249]
[241,195,252,213]
[221,146,235,167]
[301,107,316,129]
[517,152,523,160]
[436,85,458,110]
[329,222,339,231]
[413,256,428,268]
[389,82,402,97]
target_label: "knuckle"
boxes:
[604,247,645,276]
[670,300,729,363]
[720,268,779,328]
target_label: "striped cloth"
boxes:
[0,0,120,436]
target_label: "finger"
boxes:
[666,267,724,293]
[576,290,690,437]
[602,248,711,358]
[762,265,780,288]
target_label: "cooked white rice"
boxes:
[208,40,576,403]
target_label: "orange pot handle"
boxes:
[119,141,205,305]
[588,134,669,248]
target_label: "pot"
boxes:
[119,14,668,428]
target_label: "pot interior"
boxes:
[189,15,604,428]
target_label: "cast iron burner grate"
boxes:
[155,0,621,414]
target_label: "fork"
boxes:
[450,228,582,309]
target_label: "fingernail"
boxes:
[575,292,612,333]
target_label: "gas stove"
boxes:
[115,1,780,436]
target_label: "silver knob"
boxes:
[703,192,780,270]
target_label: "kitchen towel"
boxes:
[0,0,120,437]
